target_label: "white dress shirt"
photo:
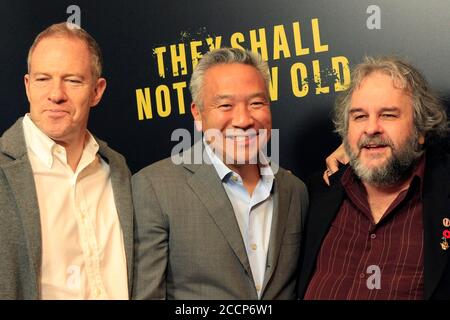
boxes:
[22,114,128,299]
[204,141,274,298]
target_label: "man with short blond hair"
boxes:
[0,22,133,299]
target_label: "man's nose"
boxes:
[48,80,67,104]
[364,116,383,136]
[231,104,255,129]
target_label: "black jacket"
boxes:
[298,149,450,300]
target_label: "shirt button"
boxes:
[360,273,365,278]
[256,284,261,291]
[370,234,377,239]
[231,176,239,182]
[251,243,257,251]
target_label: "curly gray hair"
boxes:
[334,56,448,146]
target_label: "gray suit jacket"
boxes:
[0,118,134,299]
[132,148,308,300]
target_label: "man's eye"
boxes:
[35,78,48,82]
[219,104,232,109]
[381,113,397,118]
[67,79,82,84]
[251,101,265,107]
[353,114,366,120]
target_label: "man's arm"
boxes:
[131,171,168,299]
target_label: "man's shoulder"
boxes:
[133,155,193,181]
[423,148,450,189]
[426,147,450,167]
[301,168,346,212]
[0,119,26,165]
[0,145,13,168]
[275,166,308,196]
[95,137,129,168]
[0,134,11,162]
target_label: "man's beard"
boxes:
[344,131,423,187]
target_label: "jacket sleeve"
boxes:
[131,170,169,300]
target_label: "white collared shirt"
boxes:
[22,114,128,300]
[204,141,274,298]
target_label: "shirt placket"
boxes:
[230,174,262,295]
[247,197,261,295]
[249,179,271,297]
[72,172,107,299]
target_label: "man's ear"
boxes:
[90,77,107,107]
[418,133,425,145]
[191,102,202,131]
[24,74,31,103]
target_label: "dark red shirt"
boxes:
[304,157,425,300]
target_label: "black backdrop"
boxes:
[1,0,449,180]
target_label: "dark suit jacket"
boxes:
[0,118,134,299]
[132,147,309,300]
[298,149,450,300]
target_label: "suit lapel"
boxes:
[99,143,134,294]
[261,171,290,295]
[422,151,450,299]
[1,119,41,295]
[185,162,254,279]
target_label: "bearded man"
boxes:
[298,56,450,300]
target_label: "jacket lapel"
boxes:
[0,119,41,296]
[184,162,254,280]
[98,142,134,295]
[422,151,450,299]
[261,171,290,295]
[298,170,345,297]
[1,119,136,297]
